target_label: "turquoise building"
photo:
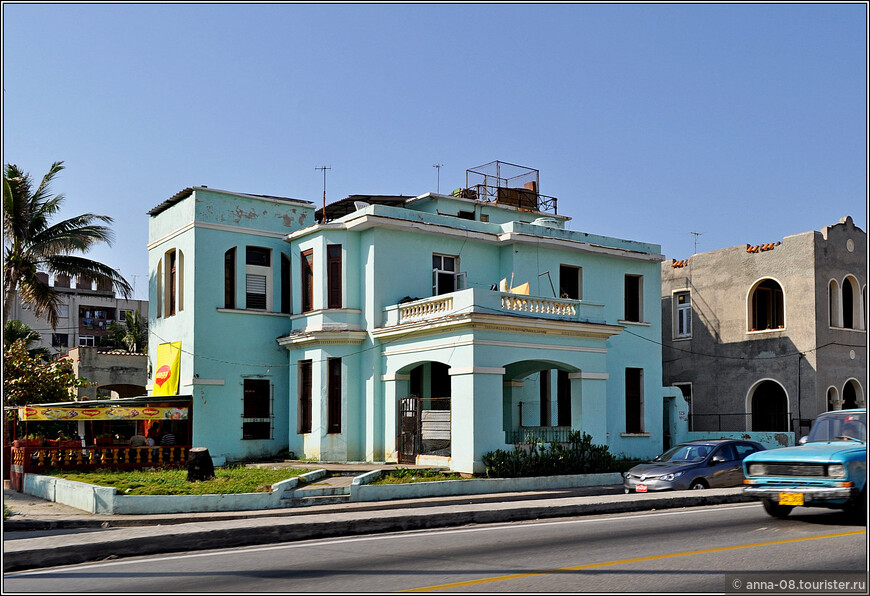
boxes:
[147,163,682,472]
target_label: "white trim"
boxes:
[618,320,651,327]
[288,213,663,262]
[448,366,506,376]
[148,220,291,250]
[382,337,609,357]
[577,372,609,380]
[381,374,411,382]
[182,378,226,386]
[217,308,291,318]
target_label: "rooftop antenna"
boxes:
[690,231,703,255]
[433,163,443,193]
[315,165,331,221]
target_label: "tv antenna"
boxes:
[690,231,703,255]
[315,165,331,221]
[433,163,443,193]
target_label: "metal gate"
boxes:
[398,397,420,464]
[398,396,451,464]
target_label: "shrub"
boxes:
[482,431,616,478]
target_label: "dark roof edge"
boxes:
[148,186,314,217]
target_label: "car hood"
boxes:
[745,442,865,463]
[627,462,698,476]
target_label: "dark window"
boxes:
[735,443,759,460]
[457,210,475,220]
[224,248,236,309]
[624,275,642,322]
[168,250,177,317]
[243,379,271,440]
[559,265,581,299]
[557,370,571,426]
[301,250,314,313]
[52,333,68,348]
[625,368,643,433]
[539,370,551,426]
[298,360,312,434]
[327,244,342,309]
[843,280,854,328]
[246,246,271,267]
[750,279,784,331]
[327,358,342,434]
[281,255,291,314]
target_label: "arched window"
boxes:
[749,279,784,331]
[827,386,839,411]
[829,279,841,327]
[163,249,184,317]
[750,380,789,431]
[843,276,863,330]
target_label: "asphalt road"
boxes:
[4,503,867,593]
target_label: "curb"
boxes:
[3,490,754,573]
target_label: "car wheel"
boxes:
[689,480,707,490]
[844,489,867,523]
[762,499,793,519]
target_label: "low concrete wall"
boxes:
[23,469,328,515]
[350,472,623,502]
[686,431,794,450]
[21,469,622,514]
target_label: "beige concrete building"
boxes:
[5,273,148,357]
[661,216,866,438]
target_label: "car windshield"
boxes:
[806,412,866,443]
[656,444,713,463]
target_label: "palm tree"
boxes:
[3,161,132,328]
[3,319,50,359]
[107,310,148,352]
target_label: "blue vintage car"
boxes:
[743,409,866,518]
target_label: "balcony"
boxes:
[382,288,607,328]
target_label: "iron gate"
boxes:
[398,397,419,464]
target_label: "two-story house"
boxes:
[148,163,682,472]
[661,216,866,440]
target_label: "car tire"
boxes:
[689,480,707,490]
[762,499,793,519]
[844,488,867,523]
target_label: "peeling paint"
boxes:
[231,208,260,223]
[278,213,296,227]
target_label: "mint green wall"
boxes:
[148,188,314,463]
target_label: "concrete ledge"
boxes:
[350,472,624,501]
[2,488,754,573]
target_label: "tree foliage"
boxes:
[107,310,148,352]
[2,339,85,407]
[3,161,132,328]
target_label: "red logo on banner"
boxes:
[155,365,172,387]
[142,408,160,417]
[81,409,103,418]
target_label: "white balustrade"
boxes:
[399,296,454,323]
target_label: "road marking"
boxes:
[398,529,867,592]
[0,504,765,576]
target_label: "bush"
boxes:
[482,431,616,478]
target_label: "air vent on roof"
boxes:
[532,217,559,228]
[353,201,371,210]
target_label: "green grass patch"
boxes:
[46,465,310,495]
[370,468,464,485]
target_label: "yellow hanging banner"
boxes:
[153,341,182,396]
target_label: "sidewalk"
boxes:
[2,465,755,573]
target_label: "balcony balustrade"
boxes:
[383,288,605,327]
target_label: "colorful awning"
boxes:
[18,405,188,421]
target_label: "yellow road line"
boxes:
[398,529,866,592]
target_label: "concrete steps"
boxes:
[282,473,353,507]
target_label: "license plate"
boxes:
[636,484,648,493]
[779,492,804,506]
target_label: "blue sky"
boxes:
[3,3,867,300]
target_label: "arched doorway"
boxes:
[827,386,840,411]
[843,380,861,410]
[750,380,789,431]
[398,362,451,464]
